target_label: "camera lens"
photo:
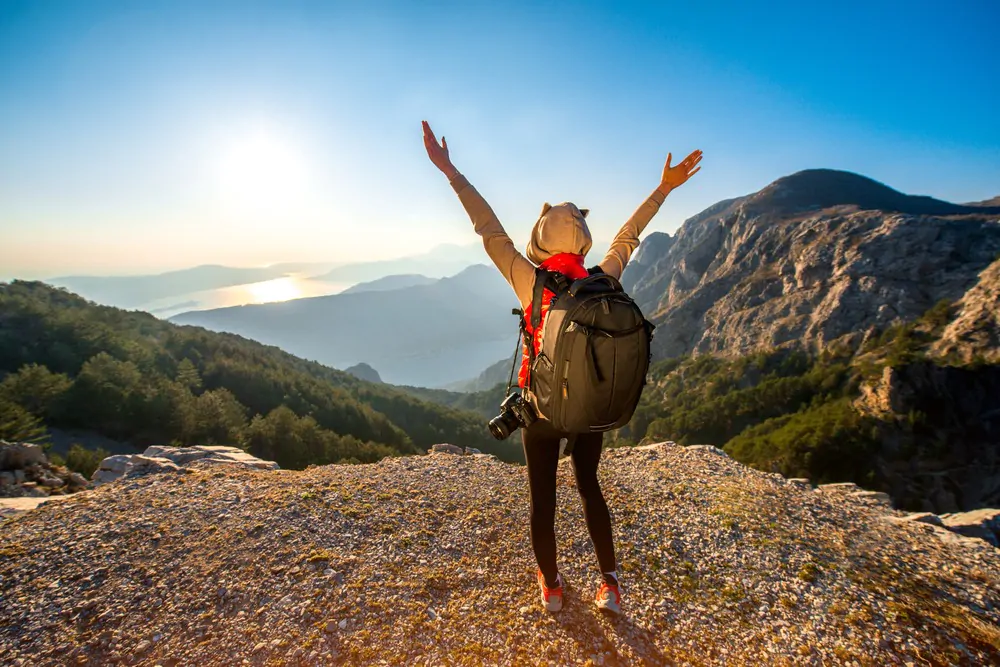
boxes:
[488,411,518,440]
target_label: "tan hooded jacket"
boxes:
[449,174,668,308]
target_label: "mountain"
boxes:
[313,243,485,283]
[340,274,437,294]
[444,352,519,392]
[343,362,383,383]
[0,281,518,467]
[967,195,1000,207]
[622,169,1000,360]
[171,264,521,387]
[3,443,999,665]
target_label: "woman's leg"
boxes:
[570,433,617,575]
[521,420,562,587]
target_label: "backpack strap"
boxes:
[587,265,604,276]
[530,268,570,330]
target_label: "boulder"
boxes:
[124,455,182,477]
[92,447,279,486]
[142,445,279,470]
[0,442,47,470]
[787,478,811,489]
[430,444,464,455]
[849,490,892,507]
[464,447,482,455]
[940,509,1000,546]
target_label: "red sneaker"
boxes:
[595,580,622,615]
[537,571,563,612]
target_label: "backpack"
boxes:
[522,267,654,433]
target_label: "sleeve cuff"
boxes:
[449,173,470,194]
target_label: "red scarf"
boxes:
[518,253,590,388]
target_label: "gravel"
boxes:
[1,443,998,665]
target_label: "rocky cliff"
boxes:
[1,444,998,666]
[623,169,1000,360]
[931,256,1000,363]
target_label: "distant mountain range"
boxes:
[313,243,485,283]
[171,264,521,387]
[341,274,437,294]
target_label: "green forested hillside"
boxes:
[0,282,517,468]
[605,300,1000,510]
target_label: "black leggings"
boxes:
[522,419,616,585]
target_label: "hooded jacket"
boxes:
[449,173,667,308]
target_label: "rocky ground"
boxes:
[1,443,998,666]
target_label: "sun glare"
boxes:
[215,127,308,215]
[246,277,302,304]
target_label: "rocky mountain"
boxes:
[171,264,520,387]
[2,443,998,666]
[623,169,1000,360]
[931,256,1000,362]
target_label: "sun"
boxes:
[215,127,308,215]
[247,277,302,304]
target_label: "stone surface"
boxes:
[940,508,1000,546]
[0,442,47,470]
[93,447,279,486]
[1,443,998,665]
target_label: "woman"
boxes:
[422,120,702,615]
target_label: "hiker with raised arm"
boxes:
[422,119,702,615]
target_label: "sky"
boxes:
[1,0,998,279]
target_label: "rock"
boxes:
[430,444,464,455]
[67,472,89,488]
[91,469,123,486]
[940,509,1000,546]
[0,442,48,470]
[464,447,482,455]
[817,483,861,494]
[13,470,25,484]
[685,445,728,457]
[39,476,64,489]
[338,619,347,629]
[849,490,892,507]
[142,445,279,470]
[93,447,279,485]
[92,455,131,486]
[897,512,944,527]
[0,471,14,487]
[124,455,182,477]
[787,478,811,488]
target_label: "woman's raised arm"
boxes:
[599,150,703,279]
[422,121,535,307]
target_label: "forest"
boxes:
[0,282,518,471]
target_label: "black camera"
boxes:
[488,392,537,440]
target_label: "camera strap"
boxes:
[506,308,526,396]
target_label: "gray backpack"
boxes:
[523,267,654,433]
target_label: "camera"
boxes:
[488,392,537,440]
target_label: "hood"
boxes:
[526,202,593,264]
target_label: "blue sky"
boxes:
[1,0,998,278]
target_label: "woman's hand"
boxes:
[659,149,703,194]
[422,120,459,180]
